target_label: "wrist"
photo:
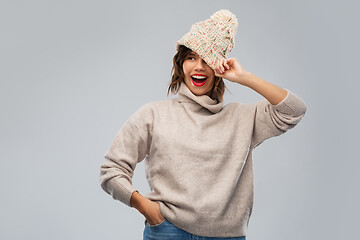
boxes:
[235,71,252,85]
[235,71,252,86]
[130,191,148,213]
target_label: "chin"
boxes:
[193,88,209,96]
[185,81,210,96]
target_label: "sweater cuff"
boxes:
[108,177,138,207]
[271,88,307,116]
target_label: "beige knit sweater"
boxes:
[99,81,307,237]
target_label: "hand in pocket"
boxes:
[143,199,165,226]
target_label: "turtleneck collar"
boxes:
[176,81,224,114]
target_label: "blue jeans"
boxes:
[143,219,246,240]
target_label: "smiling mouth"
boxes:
[191,75,207,86]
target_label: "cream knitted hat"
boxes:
[176,9,238,70]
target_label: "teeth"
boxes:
[192,75,207,79]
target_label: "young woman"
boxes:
[100,9,307,240]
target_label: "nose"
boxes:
[194,59,206,71]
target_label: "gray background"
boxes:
[1,0,358,239]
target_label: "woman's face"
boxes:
[182,51,215,97]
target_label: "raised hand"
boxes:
[214,57,249,85]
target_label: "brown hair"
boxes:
[167,45,227,102]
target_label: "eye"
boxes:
[187,57,195,60]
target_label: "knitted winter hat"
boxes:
[176,9,238,70]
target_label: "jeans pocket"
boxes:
[147,219,167,228]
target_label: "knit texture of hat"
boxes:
[176,9,238,70]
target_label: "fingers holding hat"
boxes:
[223,59,230,70]
[215,58,230,75]
[215,58,225,75]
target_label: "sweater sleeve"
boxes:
[99,103,153,207]
[250,89,307,149]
